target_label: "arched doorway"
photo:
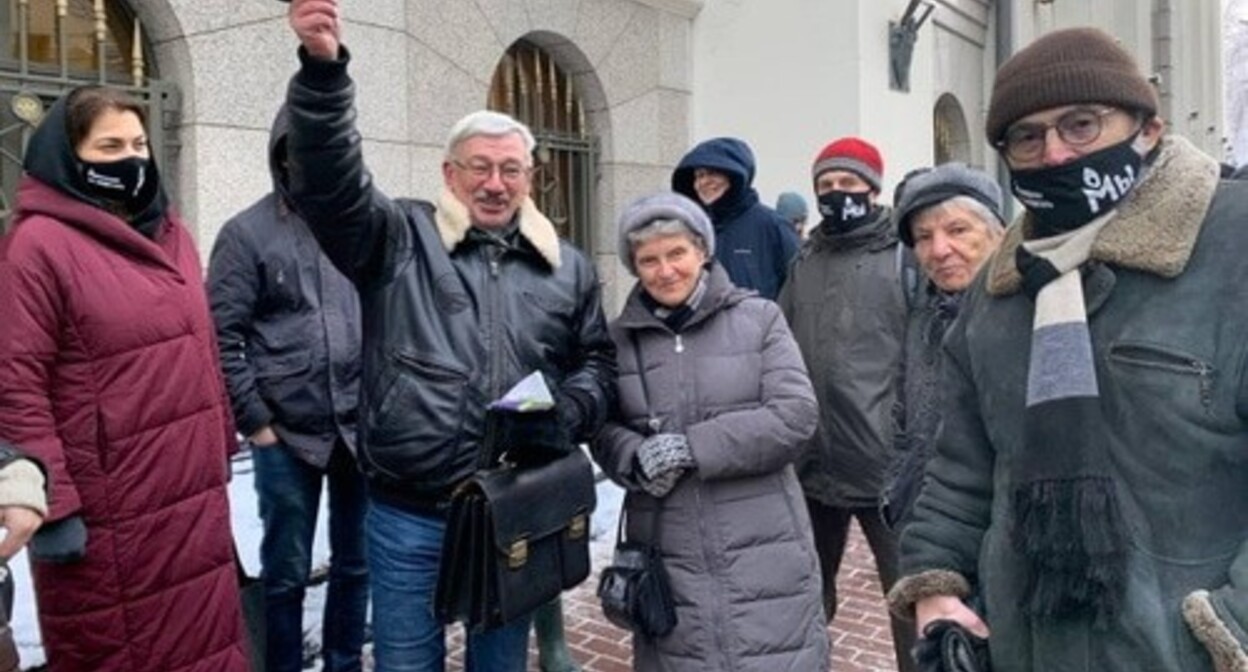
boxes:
[933,93,971,165]
[0,1,179,233]
[487,39,598,251]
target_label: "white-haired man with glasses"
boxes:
[889,27,1248,672]
[283,2,618,670]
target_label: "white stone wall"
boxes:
[1013,0,1225,157]
[686,0,991,205]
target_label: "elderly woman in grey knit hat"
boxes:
[592,191,829,671]
[882,162,1005,533]
[890,26,1248,672]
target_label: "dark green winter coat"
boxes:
[778,208,909,506]
[891,136,1248,672]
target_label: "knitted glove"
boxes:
[636,434,695,482]
[29,515,87,564]
[638,468,684,499]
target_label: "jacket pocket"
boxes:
[362,351,470,484]
[254,351,312,380]
[1109,341,1215,410]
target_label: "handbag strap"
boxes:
[617,331,663,547]
[629,332,660,437]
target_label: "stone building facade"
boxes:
[0,0,1224,312]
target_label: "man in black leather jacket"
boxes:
[285,2,616,670]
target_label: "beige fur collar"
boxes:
[985,135,1219,296]
[434,189,562,269]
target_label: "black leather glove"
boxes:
[913,619,992,672]
[556,387,593,443]
[486,408,571,465]
[30,515,87,564]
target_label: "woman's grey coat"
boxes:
[593,264,829,672]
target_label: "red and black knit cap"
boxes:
[986,27,1159,145]
[810,137,884,193]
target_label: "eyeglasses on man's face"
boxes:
[452,159,530,184]
[997,107,1119,162]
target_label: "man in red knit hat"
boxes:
[779,136,917,672]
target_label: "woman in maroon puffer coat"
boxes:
[0,86,250,671]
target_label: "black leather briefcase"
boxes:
[435,447,596,631]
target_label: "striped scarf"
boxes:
[1012,215,1127,624]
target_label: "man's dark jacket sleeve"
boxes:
[285,46,406,286]
[560,267,617,443]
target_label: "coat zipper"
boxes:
[673,331,732,670]
[487,248,504,402]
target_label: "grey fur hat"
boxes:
[894,163,1004,247]
[616,191,716,276]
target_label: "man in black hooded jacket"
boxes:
[207,108,368,672]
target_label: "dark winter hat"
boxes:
[811,137,884,192]
[894,163,1004,247]
[617,191,716,276]
[775,191,808,222]
[986,27,1159,145]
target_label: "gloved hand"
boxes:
[555,387,593,444]
[912,619,992,672]
[29,515,87,564]
[635,434,695,498]
[638,468,684,499]
[636,434,695,481]
[487,407,571,465]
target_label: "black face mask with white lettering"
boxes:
[80,156,151,208]
[1009,134,1144,237]
[816,190,873,234]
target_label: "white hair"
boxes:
[913,195,1004,233]
[626,218,708,255]
[444,110,536,164]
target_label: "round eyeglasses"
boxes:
[996,108,1118,162]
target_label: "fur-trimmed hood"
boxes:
[985,135,1220,296]
[434,188,562,269]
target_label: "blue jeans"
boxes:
[367,500,532,672]
[254,440,369,672]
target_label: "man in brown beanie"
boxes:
[889,26,1248,672]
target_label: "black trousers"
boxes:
[805,498,917,672]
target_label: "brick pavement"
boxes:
[444,520,901,672]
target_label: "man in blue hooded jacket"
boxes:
[672,138,799,300]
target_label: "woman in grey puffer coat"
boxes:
[593,191,829,672]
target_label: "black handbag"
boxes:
[596,502,677,638]
[596,332,678,638]
[434,411,597,632]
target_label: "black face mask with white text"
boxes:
[1009,134,1144,237]
[816,190,873,234]
[80,156,151,209]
